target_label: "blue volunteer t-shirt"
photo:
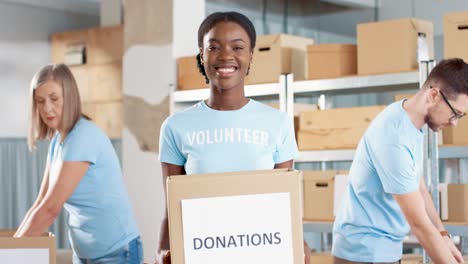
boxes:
[159,99,298,174]
[332,100,424,262]
[48,117,139,259]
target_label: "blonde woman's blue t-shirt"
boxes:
[332,100,424,262]
[47,117,139,259]
[159,99,298,174]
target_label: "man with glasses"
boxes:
[332,58,468,264]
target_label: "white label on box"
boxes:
[0,248,49,264]
[439,183,448,221]
[334,174,349,216]
[417,32,430,62]
[181,193,294,264]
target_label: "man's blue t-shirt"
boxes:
[159,99,298,174]
[48,117,139,259]
[332,100,424,262]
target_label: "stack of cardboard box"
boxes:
[176,34,314,90]
[51,25,124,138]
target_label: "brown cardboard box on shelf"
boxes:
[310,252,333,263]
[297,106,385,150]
[82,101,122,138]
[303,170,348,221]
[357,18,434,75]
[70,65,90,101]
[87,25,123,65]
[442,118,468,145]
[447,184,468,222]
[51,25,123,65]
[88,62,122,102]
[176,56,207,91]
[246,34,314,84]
[444,11,468,62]
[307,44,357,80]
[267,102,318,137]
[167,169,304,264]
[401,254,423,264]
[0,230,56,264]
[71,62,122,103]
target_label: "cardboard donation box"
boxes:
[303,171,348,221]
[444,11,468,62]
[167,169,304,264]
[0,230,56,264]
[177,56,208,91]
[307,44,357,80]
[357,18,434,75]
[246,34,314,84]
[297,106,385,150]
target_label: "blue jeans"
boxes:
[73,236,143,264]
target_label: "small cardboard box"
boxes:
[307,44,357,80]
[167,169,304,264]
[447,184,468,222]
[442,118,468,145]
[303,171,348,221]
[246,34,314,84]
[176,56,208,91]
[444,11,468,62]
[297,106,385,150]
[357,18,434,75]
[310,252,333,263]
[0,230,56,264]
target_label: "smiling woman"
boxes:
[156,11,311,264]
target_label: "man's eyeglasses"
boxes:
[438,90,466,122]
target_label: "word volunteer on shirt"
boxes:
[193,232,282,250]
[186,128,270,146]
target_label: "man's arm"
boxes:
[394,191,460,263]
[419,177,462,262]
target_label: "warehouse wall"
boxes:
[0,1,98,137]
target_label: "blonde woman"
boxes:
[14,64,143,264]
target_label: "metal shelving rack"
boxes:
[170,75,287,114]
[168,65,468,261]
[286,63,468,261]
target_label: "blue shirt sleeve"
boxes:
[371,143,419,194]
[159,118,186,166]
[274,113,298,164]
[61,122,101,164]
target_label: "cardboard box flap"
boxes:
[409,18,434,61]
[307,44,356,53]
[256,34,314,50]
[167,168,297,180]
[167,169,304,264]
[445,11,468,24]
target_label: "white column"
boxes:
[122,1,205,262]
